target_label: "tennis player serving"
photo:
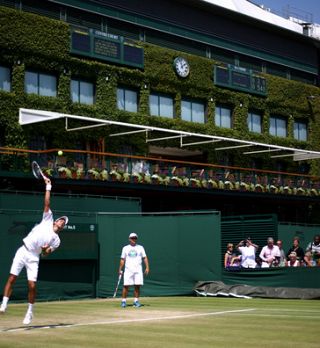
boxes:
[119,233,149,308]
[0,176,68,325]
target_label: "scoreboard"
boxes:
[71,28,144,69]
[214,65,267,96]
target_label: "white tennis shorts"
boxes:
[10,246,40,282]
[123,269,143,286]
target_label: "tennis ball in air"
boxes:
[58,150,63,156]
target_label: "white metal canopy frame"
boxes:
[19,108,320,161]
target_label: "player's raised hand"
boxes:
[44,177,51,185]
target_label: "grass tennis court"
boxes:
[0,296,319,348]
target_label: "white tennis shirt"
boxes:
[121,244,146,273]
[23,209,60,255]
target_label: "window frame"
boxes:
[0,65,11,92]
[149,92,174,118]
[294,120,308,141]
[269,115,287,138]
[181,98,206,123]
[71,78,95,105]
[215,105,232,128]
[25,70,57,97]
[247,111,262,133]
[116,86,138,112]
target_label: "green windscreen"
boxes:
[97,211,221,297]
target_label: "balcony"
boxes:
[1,147,320,197]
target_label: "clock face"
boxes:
[173,57,190,77]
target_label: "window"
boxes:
[149,93,174,118]
[117,87,138,112]
[294,120,307,141]
[0,66,11,92]
[247,112,262,133]
[71,79,94,105]
[181,99,205,123]
[269,116,287,137]
[215,106,232,128]
[25,71,56,97]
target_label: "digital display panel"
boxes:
[71,31,90,53]
[214,65,267,96]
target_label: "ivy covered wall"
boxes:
[1,6,320,174]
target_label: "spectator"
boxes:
[276,240,286,267]
[286,237,305,263]
[259,237,281,268]
[305,235,320,266]
[236,238,259,269]
[286,251,300,267]
[304,251,316,267]
[224,243,240,268]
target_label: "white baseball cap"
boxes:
[55,216,69,225]
[129,232,138,239]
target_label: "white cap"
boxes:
[129,232,138,239]
[55,216,69,225]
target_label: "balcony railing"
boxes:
[1,147,320,197]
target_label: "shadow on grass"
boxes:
[2,323,73,332]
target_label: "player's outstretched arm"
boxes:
[44,177,52,213]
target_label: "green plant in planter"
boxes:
[254,183,265,192]
[171,176,183,186]
[151,173,163,184]
[239,182,250,191]
[42,167,54,177]
[267,184,279,194]
[224,180,234,190]
[88,168,101,180]
[282,186,293,194]
[144,174,152,184]
[109,169,122,181]
[132,172,143,183]
[162,176,171,186]
[123,172,131,182]
[190,178,201,187]
[58,166,72,179]
[101,169,109,181]
[207,179,218,188]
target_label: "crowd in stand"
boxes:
[224,235,320,269]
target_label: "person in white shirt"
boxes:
[0,177,68,325]
[118,232,149,308]
[259,237,281,268]
[236,238,259,268]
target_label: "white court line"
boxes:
[3,308,256,332]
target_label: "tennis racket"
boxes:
[113,271,123,298]
[31,161,47,180]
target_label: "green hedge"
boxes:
[0,6,320,173]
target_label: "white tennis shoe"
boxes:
[0,305,6,313]
[23,311,33,325]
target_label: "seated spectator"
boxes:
[259,237,281,268]
[304,251,316,267]
[224,243,240,268]
[286,251,300,267]
[236,238,259,268]
[305,235,320,266]
[286,237,305,263]
[276,240,286,267]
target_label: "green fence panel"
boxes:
[222,267,320,289]
[97,211,221,297]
